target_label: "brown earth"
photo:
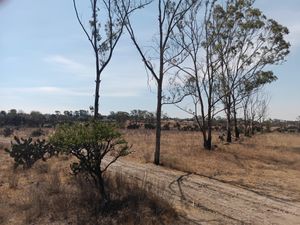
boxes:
[1,130,300,224]
[105,156,300,224]
[124,130,300,203]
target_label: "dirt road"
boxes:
[105,157,300,225]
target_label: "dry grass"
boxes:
[1,128,299,224]
[0,139,183,225]
[124,130,300,202]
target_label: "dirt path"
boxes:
[104,157,300,225]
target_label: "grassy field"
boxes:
[124,130,300,202]
[1,129,300,224]
[0,131,183,225]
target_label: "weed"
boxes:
[24,185,48,224]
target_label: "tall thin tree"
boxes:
[118,0,197,164]
[209,0,290,142]
[73,0,149,118]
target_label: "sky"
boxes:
[0,0,299,120]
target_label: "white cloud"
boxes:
[44,55,94,77]
[0,86,91,97]
[0,85,144,98]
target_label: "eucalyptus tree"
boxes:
[167,0,222,150]
[118,0,198,164]
[209,0,290,142]
[73,0,150,118]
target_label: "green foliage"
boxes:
[5,137,57,169]
[50,121,131,200]
[50,122,130,156]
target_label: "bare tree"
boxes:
[242,89,270,136]
[73,0,148,118]
[167,0,224,150]
[119,0,197,164]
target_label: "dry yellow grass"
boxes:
[124,130,300,202]
[1,128,299,224]
[0,135,184,225]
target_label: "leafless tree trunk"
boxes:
[232,93,240,140]
[120,0,196,164]
[167,1,226,150]
[73,0,147,118]
[242,89,270,136]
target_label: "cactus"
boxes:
[5,136,58,169]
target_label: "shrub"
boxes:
[127,124,140,129]
[30,128,44,137]
[5,137,58,169]
[50,121,131,203]
[2,127,13,137]
[144,123,155,129]
[162,123,170,130]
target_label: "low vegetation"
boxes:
[5,136,57,169]
[0,124,185,225]
[0,153,182,225]
[125,130,300,202]
[50,121,131,203]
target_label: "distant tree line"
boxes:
[0,109,91,127]
[2,108,298,134]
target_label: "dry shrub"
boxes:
[45,172,181,225]
[35,162,50,174]
[0,209,6,224]
[102,172,180,225]
[24,185,48,224]
[23,178,70,223]
[48,190,73,221]
[46,170,61,195]
[74,174,102,214]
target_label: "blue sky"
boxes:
[0,0,299,120]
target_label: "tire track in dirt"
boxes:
[104,157,300,225]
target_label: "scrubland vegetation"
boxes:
[0,132,184,225]
[1,126,300,224]
[1,0,299,224]
[125,130,300,202]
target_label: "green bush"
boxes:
[5,137,57,169]
[50,121,131,203]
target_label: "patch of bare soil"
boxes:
[125,131,300,203]
[1,131,300,225]
[105,156,300,225]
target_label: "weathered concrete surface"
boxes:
[105,157,300,225]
